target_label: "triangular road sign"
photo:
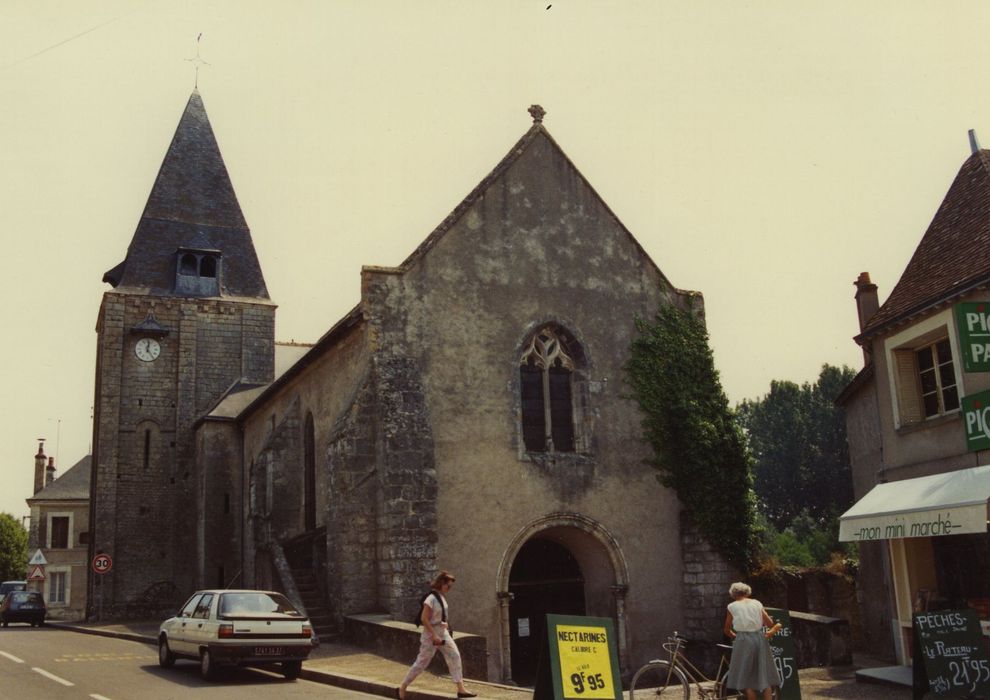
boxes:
[28,549,46,566]
[27,565,45,581]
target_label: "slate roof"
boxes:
[859,150,990,339]
[26,455,91,502]
[103,91,269,299]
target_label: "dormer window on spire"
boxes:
[175,247,221,296]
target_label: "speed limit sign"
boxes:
[92,553,113,575]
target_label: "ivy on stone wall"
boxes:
[625,305,758,570]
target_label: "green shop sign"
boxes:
[962,389,990,452]
[955,302,990,372]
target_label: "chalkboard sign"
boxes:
[913,609,990,699]
[765,608,801,700]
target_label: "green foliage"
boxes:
[737,365,857,530]
[625,304,759,569]
[0,513,28,581]
[757,509,859,568]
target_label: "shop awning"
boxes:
[838,464,990,542]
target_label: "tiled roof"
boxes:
[860,150,990,338]
[26,455,91,502]
[103,91,269,299]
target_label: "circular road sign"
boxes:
[92,553,113,575]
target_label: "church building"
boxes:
[89,91,732,682]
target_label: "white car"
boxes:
[158,589,314,680]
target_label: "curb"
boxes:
[47,621,156,647]
[48,622,454,700]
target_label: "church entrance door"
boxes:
[508,537,586,686]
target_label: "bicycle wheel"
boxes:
[629,660,690,700]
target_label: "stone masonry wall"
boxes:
[361,269,440,620]
[90,292,274,619]
[681,513,739,672]
[325,374,380,619]
[374,355,439,619]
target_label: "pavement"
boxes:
[46,619,914,699]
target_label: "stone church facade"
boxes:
[89,92,733,682]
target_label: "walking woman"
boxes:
[723,582,782,700]
[399,571,476,700]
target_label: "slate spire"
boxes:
[103,90,269,299]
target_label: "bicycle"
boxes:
[629,632,780,700]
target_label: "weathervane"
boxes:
[184,33,210,89]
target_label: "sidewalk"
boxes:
[48,620,912,699]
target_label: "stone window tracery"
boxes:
[520,327,577,453]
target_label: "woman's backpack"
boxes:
[413,591,447,626]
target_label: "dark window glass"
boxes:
[936,339,953,365]
[919,368,938,394]
[180,253,198,275]
[200,256,217,278]
[943,386,960,412]
[521,363,546,451]
[549,364,574,452]
[923,393,940,418]
[50,517,69,549]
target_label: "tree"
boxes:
[625,304,759,569]
[737,364,857,531]
[0,513,28,581]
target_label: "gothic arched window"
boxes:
[520,327,577,453]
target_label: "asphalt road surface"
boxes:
[0,624,378,700]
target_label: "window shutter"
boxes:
[520,364,546,451]
[894,349,923,425]
[549,366,575,452]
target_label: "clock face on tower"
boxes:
[135,337,161,362]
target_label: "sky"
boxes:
[3,1,990,520]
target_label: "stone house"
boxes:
[89,91,735,682]
[838,133,990,665]
[26,441,90,620]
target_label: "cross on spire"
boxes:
[184,33,210,89]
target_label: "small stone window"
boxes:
[520,327,579,453]
[174,248,221,296]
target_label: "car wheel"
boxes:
[282,660,302,680]
[200,649,217,681]
[158,637,175,668]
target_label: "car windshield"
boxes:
[218,592,301,617]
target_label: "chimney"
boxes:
[33,440,46,494]
[46,457,57,486]
[855,272,879,364]
[970,129,982,155]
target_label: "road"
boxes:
[0,624,378,700]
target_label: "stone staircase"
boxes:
[293,568,338,643]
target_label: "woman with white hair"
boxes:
[722,582,782,700]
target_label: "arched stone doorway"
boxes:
[496,513,629,685]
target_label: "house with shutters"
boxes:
[838,132,990,666]
[25,441,91,621]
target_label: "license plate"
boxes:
[255,646,284,656]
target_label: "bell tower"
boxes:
[89,91,274,617]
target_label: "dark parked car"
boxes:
[158,589,314,680]
[0,580,26,605]
[0,591,46,627]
